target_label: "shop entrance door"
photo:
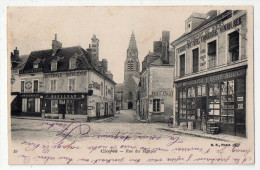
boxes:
[58,100,66,119]
[196,97,207,130]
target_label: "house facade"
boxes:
[13,34,116,120]
[137,31,174,123]
[171,10,248,137]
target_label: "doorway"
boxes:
[128,102,133,109]
[196,97,207,130]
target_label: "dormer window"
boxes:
[51,61,57,71]
[70,59,77,69]
[33,63,38,69]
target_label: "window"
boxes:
[22,98,27,112]
[70,59,77,69]
[51,79,57,91]
[228,31,239,62]
[51,100,58,114]
[128,60,134,71]
[179,89,187,119]
[69,79,75,91]
[221,80,235,123]
[33,63,38,69]
[33,80,39,93]
[101,82,103,95]
[21,81,25,93]
[192,48,199,73]
[106,85,108,96]
[153,99,160,112]
[208,83,221,122]
[179,54,185,77]
[187,87,196,120]
[207,40,217,68]
[51,61,57,71]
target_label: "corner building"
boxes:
[172,10,248,137]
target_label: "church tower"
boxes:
[124,32,140,83]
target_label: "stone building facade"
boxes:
[11,34,116,120]
[171,10,249,137]
[137,31,174,123]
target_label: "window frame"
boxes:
[206,37,218,69]
[32,79,39,93]
[191,46,200,73]
[179,52,186,77]
[68,78,76,92]
[51,61,57,71]
[21,80,25,93]
[153,99,161,112]
[50,79,57,92]
[69,59,77,69]
[226,27,242,64]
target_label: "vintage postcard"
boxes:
[8,6,254,165]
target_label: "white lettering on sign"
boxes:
[151,91,173,96]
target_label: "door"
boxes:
[58,100,66,119]
[128,102,133,109]
[196,97,207,130]
[27,98,35,112]
[105,102,108,117]
[96,103,100,118]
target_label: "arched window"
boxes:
[129,91,133,100]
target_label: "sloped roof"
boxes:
[115,83,125,92]
[23,46,93,72]
[12,54,29,70]
[131,76,140,85]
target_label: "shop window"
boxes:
[153,99,160,112]
[208,83,221,122]
[187,87,196,120]
[179,89,187,119]
[35,98,41,112]
[33,80,39,93]
[51,79,57,91]
[192,48,199,73]
[179,54,185,77]
[22,98,27,112]
[51,100,58,114]
[221,80,235,123]
[207,40,217,69]
[228,30,239,62]
[21,81,24,93]
[69,59,77,69]
[67,100,74,114]
[51,61,57,71]
[69,79,75,91]
[197,84,207,96]
[27,98,35,112]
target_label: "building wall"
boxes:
[20,73,44,93]
[175,12,247,77]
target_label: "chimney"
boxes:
[162,31,170,64]
[52,34,62,56]
[11,47,20,68]
[153,41,162,54]
[14,47,19,59]
[102,59,108,72]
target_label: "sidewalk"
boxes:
[11,114,118,123]
[136,114,246,143]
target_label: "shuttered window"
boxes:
[192,48,199,73]
[229,31,239,62]
[179,54,185,77]
[208,40,217,68]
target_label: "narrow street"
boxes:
[104,109,139,123]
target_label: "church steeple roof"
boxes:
[128,31,137,50]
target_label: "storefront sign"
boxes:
[45,71,87,78]
[21,93,42,98]
[45,94,86,99]
[176,69,246,87]
[151,91,173,96]
[177,16,242,53]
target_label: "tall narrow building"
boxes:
[124,32,140,83]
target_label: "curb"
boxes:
[160,127,235,142]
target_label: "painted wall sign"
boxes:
[177,16,242,53]
[21,93,42,98]
[151,91,173,96]
[45,94,86,99]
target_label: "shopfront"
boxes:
[175,66,246,137]
[20,93,43,116]
[43,93,88,119]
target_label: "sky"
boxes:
[8,6,212,83]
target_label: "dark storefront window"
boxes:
[221,80,235,123]
[21,81,24,93]
[179,54,185,77]
[67,100,75,114]
[179,89,187,119]
[33,80,38,93]
[192,48,199,73]
[208,83,221,122]
[229,31,239,62]
[51,100,58,114]
[27,98,35,112]
[187,87,196,120]
[153,99,160,112]
[207,40,217,69]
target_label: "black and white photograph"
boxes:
[4,6,255,165]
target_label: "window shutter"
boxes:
[149,99,153,112]
[161,99,165,112]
